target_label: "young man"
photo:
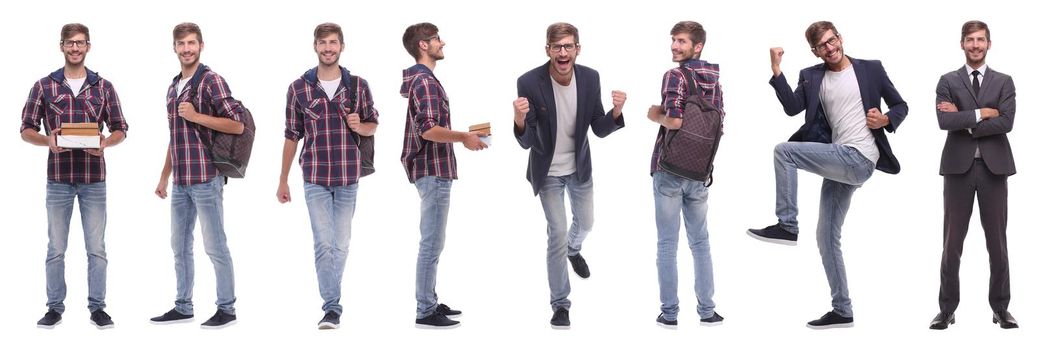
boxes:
[21,23,127,330]
[277,22,379,330]
[748,21,908,329]
[512,22,625,329]
[645,20,723,329]
[400,22,486,329]
[930,20,1017,330]
[152,22,245,329]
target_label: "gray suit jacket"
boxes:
[936,66,1017,176]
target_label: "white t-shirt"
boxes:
[549,76,578,177]
[176,79,190,97]
[67,77,86,97]
[820,66,879,165]
[320,78,342,99]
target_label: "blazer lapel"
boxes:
[850,58,872,111]
[574,67,587,128]
[538,66,558,140]
[957,66,980,105]
[808,67,824,120]
[978,67,998,103]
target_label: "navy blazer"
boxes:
[514,62,624,195]
[769,57,908,174]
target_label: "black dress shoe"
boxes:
[929,312,955,330]
[992,311,1019,329]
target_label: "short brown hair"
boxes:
[314,22,344,44]
[670,21,706,46]
[805,21,838,47]
[546,22,579,44]
[961,20,990,42]
[61,23,90,42]
[402,22,439,60]
[173,22,203,43]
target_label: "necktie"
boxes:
[972,70,981,95]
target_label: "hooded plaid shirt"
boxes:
[166,64,243,185]
[650,59,725,174]
[399,64,456,183]
[20,68,128,183]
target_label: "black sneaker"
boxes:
[150,308,194,324]
[436,303,462,319]
[200,310,237,329]
[700,312,724,326]
[807,311,854,329]
[90,310,114,330]
[415,311,460,329]
[656,313,677,329]
[318,311,340,330]
[36,309,62,329]
[568,253,591,278]
[747,223,798,246]
[550,308,570,329]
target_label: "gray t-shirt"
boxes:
[820,66,879,165]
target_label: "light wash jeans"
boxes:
[773,142,874,317]
[170,175,236,315]
[653,171,715,320]
[414,176,452,318]
[303,182,358,315]
[537,174,593,311]
[45,181,107,313]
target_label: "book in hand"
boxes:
[57,122,101,149]
[468,122,491,146]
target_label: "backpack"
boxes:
[657,68,723,185]
[188,70,256,179]
[344,74,375,177]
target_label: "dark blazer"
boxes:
[769,57,908,174]
[936,66,1016,176]
[514,62,624,195]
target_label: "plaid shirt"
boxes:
[166,64,243,185]
[399,64,456,183]
[285,66,379,187]
[20,68,128,183]
[650,59,725,174]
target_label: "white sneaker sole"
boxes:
[150,317,194,325]
[91,321,114,330]
[700,320,723,327]
[318,322,339,330]
[415,323,461,330]
[806,322,854,330]
[37,320,62,329]
[551,324,571,330]
[445,313,462,320]
[746,230,798,246]
[656,322,678,329]
[201,320,237,329]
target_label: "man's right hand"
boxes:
[770,47,784,77]
[513,97,530,129]
[981,108,1001,120]
[48,129,67,154]
[155,177,169,199]
[462,132,488,151]
[277,182,291,203]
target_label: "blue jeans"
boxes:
[653,172,715,320]
[170,176,236,314]
[414,176,452,318]
[45,181,107,313]
[773,142,874,317]
[538,174,594,311]
[303,182,358,315]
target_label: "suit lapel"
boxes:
[957,66,980,105]
[574,66,586,129]
[978,67,998,103]
[850,58,871,111]
[808,66,824,119]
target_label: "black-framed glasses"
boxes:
[61,40,89,48]
[547,43,578,53]
[423,35,440,42]
[811,35,839,52]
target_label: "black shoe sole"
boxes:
[746,230,797,246]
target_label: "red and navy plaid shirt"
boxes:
[286,66,379,187]
[166,64,243,185]
[399,64,456,183]
[650,59,725,174]
[20,68,128,183]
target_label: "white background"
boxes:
[2,0,1035,348]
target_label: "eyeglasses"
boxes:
[547,43,578,53]
[423,35,440,42]
[811,35,839,52]
[61,40,89,48]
